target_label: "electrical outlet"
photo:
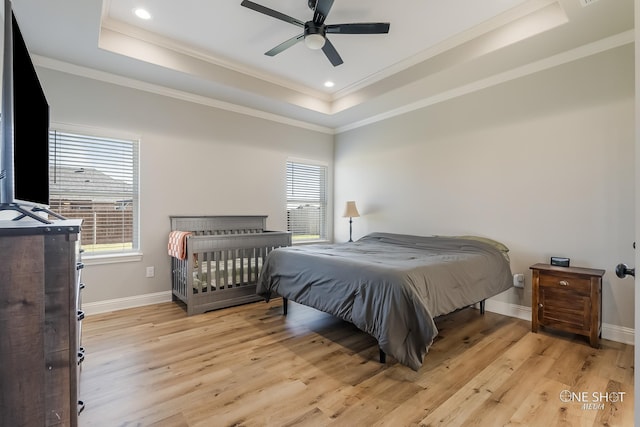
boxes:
[146,266,155,278]
[513,273,525,288]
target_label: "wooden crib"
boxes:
[169,215,291,315]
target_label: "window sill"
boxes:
[82,252,143,266]
[293,239,331,246]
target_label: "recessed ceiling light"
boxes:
[324,81,335,88]
[133,8,151,20]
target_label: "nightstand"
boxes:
[530,263,605,347]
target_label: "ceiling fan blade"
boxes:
[265,34,304,56]
[326,23,390,34]
[313,0,334,25]
[241,0,304,27]
[321,38,343,66]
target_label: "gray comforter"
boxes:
[256,232,513,370]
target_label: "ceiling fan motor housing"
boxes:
[304,22,326,49]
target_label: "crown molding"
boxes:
[336,30,633,134]
[32,55,335,135]
[32,28,632,136]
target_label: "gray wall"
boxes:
[35,42,635,334]
[334,44,635,330]
[37,68,334,304]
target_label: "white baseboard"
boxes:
[601,324,635,346]
[82,291,173,316]
[83,292,635,346]
[483,299,532,322]
[483,299,635,346]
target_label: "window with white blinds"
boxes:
[286,160,327,242]
[49,130,139,254]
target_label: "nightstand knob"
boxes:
[538,303,543,308]
[559,280,569,286]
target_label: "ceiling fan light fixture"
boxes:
[305,34,325,50]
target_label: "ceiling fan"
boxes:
[240,0,390,67]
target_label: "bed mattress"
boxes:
[256,232,513,370]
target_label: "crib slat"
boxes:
[240,249,246,284]
[232,249,238,287]
[215,251,221,290]
[224,250,230,289]
[204,252,211,292]
[255,248,260,283]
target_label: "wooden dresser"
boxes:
[530,263,604,347]
[0,219,84,426]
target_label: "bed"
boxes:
[169,215,291,316]
[256,232,513,370]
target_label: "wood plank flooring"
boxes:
[79,300,634,426]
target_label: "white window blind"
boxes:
[49,130,139,254]
[286,161,327,242]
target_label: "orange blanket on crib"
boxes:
[168,231,192,260]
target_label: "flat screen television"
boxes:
[0,0,53,221]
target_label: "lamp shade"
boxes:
[343,201,360,218]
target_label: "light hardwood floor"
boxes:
[79,300,634,426]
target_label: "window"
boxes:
[286,160,327,243]
[49,129,139,255]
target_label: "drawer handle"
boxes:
[559,280,569,286]
[538,303,543,308]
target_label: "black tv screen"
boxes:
[0,1,50,208]
[11,11,49,206]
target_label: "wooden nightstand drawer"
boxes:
[538,273,591,294]
[530,263,604,348]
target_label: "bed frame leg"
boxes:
[480,299,485,315]
[282,297,288,316]
[379,348,386,364]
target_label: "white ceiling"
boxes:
[105,0,529,92]
[10,0,635,132]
